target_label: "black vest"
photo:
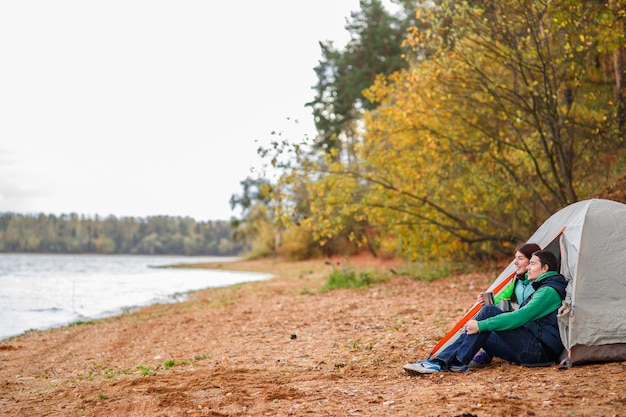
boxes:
[519,273,568,358]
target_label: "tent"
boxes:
[429,198,626,367]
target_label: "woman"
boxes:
[403,250,568,374]
[469,242,541,368]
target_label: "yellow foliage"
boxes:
[267,0,624,261]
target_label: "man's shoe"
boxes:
[468,350,492,369]
[403,359,443,375]
[449,363,470,372]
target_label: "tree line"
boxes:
[0,212,242,256]
[229,0,626,262]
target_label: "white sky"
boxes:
[0,1,365,221]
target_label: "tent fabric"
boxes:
[429,199,626,367]
[556,199,626,366]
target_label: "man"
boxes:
[404,250,568,374]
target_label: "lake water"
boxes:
[0,253,273,340]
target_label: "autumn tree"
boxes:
[303,0,626,260]
[236,0,625,261]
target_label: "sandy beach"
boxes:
[1,255,624,416]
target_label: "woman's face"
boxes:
[514,251,531,275]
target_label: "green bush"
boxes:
[323,267,378,290]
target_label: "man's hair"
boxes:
[532,249,559,272]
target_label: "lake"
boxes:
[0,253,272,340]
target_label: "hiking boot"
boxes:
[468,350,492,369]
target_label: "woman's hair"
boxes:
[532,250,559,272]
[516,242,541,260]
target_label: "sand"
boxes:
[1,255,624,417]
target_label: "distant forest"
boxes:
[0,213,242,256]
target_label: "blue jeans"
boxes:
[432,305,554,368]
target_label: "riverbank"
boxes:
[1,256,624,416]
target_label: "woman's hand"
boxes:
[465,320,479,335]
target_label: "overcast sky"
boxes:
[0,1,367,221]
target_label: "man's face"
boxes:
[527,255,547,280]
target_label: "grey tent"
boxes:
[554,199,626,366]
[430,198,626,367]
